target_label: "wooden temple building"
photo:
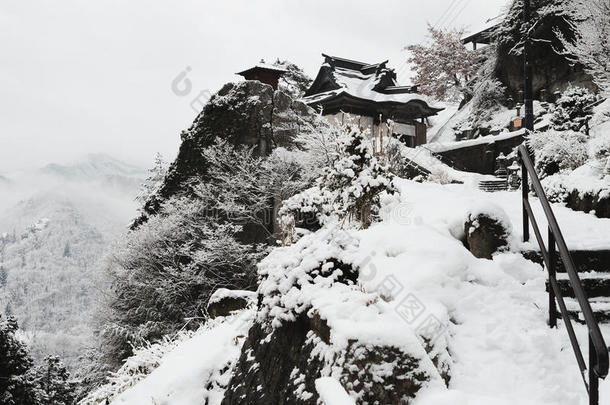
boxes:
[461,15,503,50]
[237,62,287,91]
[302,54,443,147]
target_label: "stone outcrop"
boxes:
[565,190,610,219]
[207,289,256,319]
[220,257,443,405]
[436,133,524,175]
[495,0,596,101]
[465,213,510,259]
[133,80,317,228]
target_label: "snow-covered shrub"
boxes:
[198,141,307,241]
[274,59,313,99]
[292,116,344,179]
[281,125,397,230]
[80,330,195,405]
[96,141,310,374]
[98,196,263,366]
[541,175,570,203]
[470,76,507,125]
[528,130,588,177]
[464,207,512,259]
[222,229,437,404]
[135,153,167,217]
[551,86,596,132]
[427,168,453,185]
[589,132,610,161]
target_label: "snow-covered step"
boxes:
[547,273,610,298]
[522,249,610,273]
[478,179,508,192]
[561,297,610,324]
[556,272,610,280]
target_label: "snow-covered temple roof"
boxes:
[302,54,443,121]
[236,63,288,77]
[461,14,505,45]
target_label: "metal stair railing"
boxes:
[519,144,609,405]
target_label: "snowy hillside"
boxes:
[0,154,145,371]
[41,153,146,193]
[88,179,610,405]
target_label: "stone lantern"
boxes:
[495,153,508,179]
[507,160,521,190]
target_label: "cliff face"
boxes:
[494,0,596,100]
[134,80,316,228]
[220,231,447,405]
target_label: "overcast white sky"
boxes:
[0,0,509,172]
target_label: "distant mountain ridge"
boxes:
[41,153,146,181]
[0,152,147,372]
[0,195,108,369]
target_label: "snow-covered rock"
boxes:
[101,178,610,404]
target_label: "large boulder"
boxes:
[220,231,448,404]
[133,80,316,228]
[464,210,511,259]
[207,289,256,319]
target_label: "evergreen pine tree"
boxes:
[551,86,596,132]
[63,241,71,258]
[0,315,40,405]
[0,265,7,287]
[281,125,397,229]
[32,356,76,405]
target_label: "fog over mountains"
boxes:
[0,153,147,370]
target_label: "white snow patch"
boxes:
[316,377,356,405]
[109,310,253,405]
[208,288,257,305]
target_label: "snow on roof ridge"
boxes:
[236,63,288,75]
[461,13,506,41]
[322,54,387,71]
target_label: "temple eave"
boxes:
[305,93,443,121]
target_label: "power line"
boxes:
[445,0,472,28]
[398,0,462,80]
[433,0,461,28]
[436,0,466,29]
[398,0,472,83]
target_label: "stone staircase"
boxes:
[523,250,610,324]
[479,178,508,192]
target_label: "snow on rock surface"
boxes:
[395,180,610,251]
[315,377,356,405]
[108,178,610,404]
[208,289,257,305]
[107,310,253,405]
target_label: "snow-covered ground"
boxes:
[430,100,553,147]
[84,310,254,405]
[98,179,610,405]
[388,180,610,404]
[397,180,610,251]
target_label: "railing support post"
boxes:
[522,160,530,242]
[590,335,599,405]
[548,227,557,328]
